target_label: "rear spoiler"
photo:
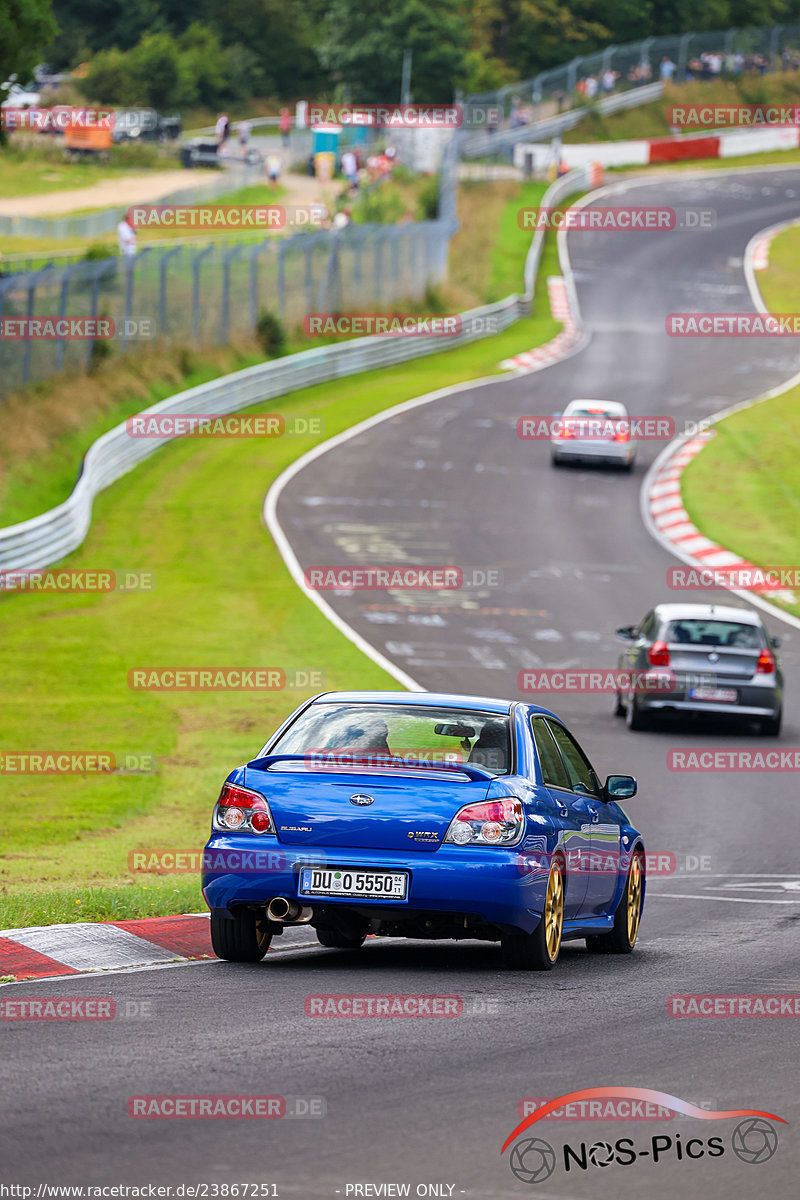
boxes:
[246,752,495,782]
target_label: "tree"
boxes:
[127,32,195,108]
[319,0,470,101]
[0,0,57,84]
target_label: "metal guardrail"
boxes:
[460,83,664,159]
[0,165,597,573]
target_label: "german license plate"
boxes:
[298,866,408,900]
[689,686,738,702]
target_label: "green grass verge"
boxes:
[0,197,564,926]
[680,220,800,622]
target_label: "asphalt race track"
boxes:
[4,167,800,1198]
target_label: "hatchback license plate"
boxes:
[689,686,738,702]
[299,867,408,900]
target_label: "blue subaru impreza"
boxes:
[203,690,645,970]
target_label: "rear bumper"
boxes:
[202,836,548,934]
[552,439,634,463]
[638,685,780,718]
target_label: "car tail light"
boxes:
[612,423,630,443]
[648,640,670,667]
[756,648,776,674]
[444,798,524,847]
[213,782,275,836]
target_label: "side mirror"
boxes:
[615,625,638,642]
[603,774,637,801]
[770,635,781,649]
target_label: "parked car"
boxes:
[112,109,182,144]
[1,80,41,109]
[615,602,783,733]
[551,398,636,469]
[203,690,645,971]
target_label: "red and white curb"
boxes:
[500,277,584,373]
[0,914,214,981]
[645,435,797,604]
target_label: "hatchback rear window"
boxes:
[664,620,762,649]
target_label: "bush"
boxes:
[256,310,287,358]
[417,175,440,221]
[83,243,115,261]
[352,185,405,225]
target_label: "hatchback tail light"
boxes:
[213,782,275,835]
[444,798,524,847]
[648,640,670,667]
[756,648,776,674]
[560,422,575,439]
[612,423,630,443]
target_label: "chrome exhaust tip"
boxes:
[267,897,313,924]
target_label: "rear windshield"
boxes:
[270,703,511,775]
[567,406,620,419]
[664,619,762,649]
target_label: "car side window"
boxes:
[639,611,655,640]
[546,722,599,796]
[530,718,570,790]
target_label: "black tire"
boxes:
[501,858,564,970]
[586,849,644,955]
[625,694,649,731]
[760,709,782,737]
[316,927,366,950]
[551,452,562,468]
[613,690,625,717]
[211,908,272,962]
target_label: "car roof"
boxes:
[653,602,761,624]
[564,398,628,414]
[310,690,559,720]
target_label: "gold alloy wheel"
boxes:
[627,854,643,945]
[255,916,272,951]
[544,862,565,960]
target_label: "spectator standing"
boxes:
[341,148,358,186]
[238,119,251,150]
[279,107,291,148]
[266,152,281,186]
[584,75,598,99]
[215,112,230,153]
[117,212,137,258]
[660,56,676,82]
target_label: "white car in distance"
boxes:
[551,398,636,471]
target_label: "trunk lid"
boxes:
[244,756,492,851]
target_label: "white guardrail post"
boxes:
[0,167,596,574]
